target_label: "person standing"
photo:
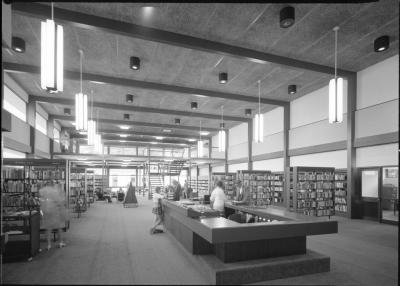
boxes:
[210,180,227,216]
[150,187,164,234]
[183,180,189,199]
[172,180,181,201]
[234,180,251,205]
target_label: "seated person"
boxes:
[233,180,250,205]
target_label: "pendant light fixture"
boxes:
[41,2,63,93]
[87,90,96,145]
[329,26,343,124]
[197,120,203,158]
[75,50,88,131]
[94,110,103,154]
[218,106,226,152]
[253,80,264,143]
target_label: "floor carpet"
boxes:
[1,195,398,285]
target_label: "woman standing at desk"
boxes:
[234,180,251,205]
[210,180,227,216]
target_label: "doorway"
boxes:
[360,168,381,221]
[381,166,398,224]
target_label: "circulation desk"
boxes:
[162,200,338,263]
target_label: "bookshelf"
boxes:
[286,166,335,217]
[86,170,95,204]
[69,167,87,212]
[271,172,285,206]
[190,176,209,198]
[2,159,67,261]
[334,169,347,216]
[237,170,273,207]
[211,172,237,200]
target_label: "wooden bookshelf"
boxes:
[334,169,347,216]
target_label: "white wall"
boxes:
[3,73,29,102]
[228,122,248,160]
[35,130,50,155]
[253,132,283,155]
[253,158,284,172]
[212,165,225,173]
[290,150,347,169]
[357,55,399,109]
[3,114,30,151]
[356,143,398,168]
[228,162,248,173]
[199,166,209,177]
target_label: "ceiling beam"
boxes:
[30,95,249,122]
[4,62,287,106]
[11,2,355,78]
[64,127,207,140]
[73,134,195,145]
[50,114,220,132]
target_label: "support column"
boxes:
[347,74,357,219]
[248,120,253,171]
[26,101,36,157]
[208,138,212,158]
[283,104,290,208]
[225,130,229,174]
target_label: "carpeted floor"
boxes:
[1,195,398,285]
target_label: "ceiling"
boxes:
[3,1,399,147]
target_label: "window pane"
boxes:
[3,85,26,122]
[3,147,26,158]
[54,128,60,143]
[35,112,47,135]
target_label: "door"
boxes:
[381,166,398,224]
[360,168,381,221]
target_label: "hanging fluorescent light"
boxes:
[94,133,103,154]
[41,3,63,93]
[218,106,226,152]
[197,120,203,157]
[329,27,343,124]
[253,80,264,143]
[87,120,96,145]
[75,50,88,131]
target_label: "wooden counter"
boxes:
[162,200,337,263]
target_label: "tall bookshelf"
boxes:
[69,167,87,212]
[334,169,348,216]
[86,170,95,204]
[2,159,67,261]
[211,172,237,200]
[190,176,209,198]
[286,166,335,217]
[271,172,285,206]
[237,170,273,207]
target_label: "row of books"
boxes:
[297,182,334,189]
[298,173,334,181]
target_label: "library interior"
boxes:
[1,1,398,285]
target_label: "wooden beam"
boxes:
[12,3,354,78]
[49,114,220,132]
[347,74,357,219]
[64,127,208,140]
[30,95,248,122]
[4,62,288,106]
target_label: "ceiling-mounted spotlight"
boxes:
[191,102,198,110]
[220,123,225,129]
[280,6,295,28]
[163,129,172,133]
[288,84,297,95]
[126,94,134,103]
[245,108,252,117]
[64,108,71,115]
[11,37,26,53]
[219,72,228,84]
[124,114,130,120]
[130,56,140,70]
[374,35,389,52]
[174,118,181,125]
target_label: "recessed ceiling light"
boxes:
[280,6,295,28]
[163,129,172,133]
[194,94,207,98]
[119,134,128,138]
[126,94,134,103]
[200,131,209,136]
[130,56,140,70]
[119,140,126,143]
[188,138,196,142]
[71,122,76,126]
[191,102,198,110]
[374,35,389,52]
[142,6,155,19]
[12,37,25,53]
[288,84,297,95]
[219,72,228,84]
[245,109,252,117]
[155,136,164,140]
[119,125,130,130]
